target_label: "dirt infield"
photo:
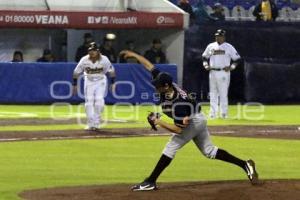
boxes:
[0,125,299,142]
[20,180,300,200]
[1,119,299,200]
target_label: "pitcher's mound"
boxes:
[20,180,300,200]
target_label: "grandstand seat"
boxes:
[222,6,231,20]
[201,0,300,22]
[293,7,300,21]
[231,5,247,20]
[278,6,296,21]
[246,5,256,21]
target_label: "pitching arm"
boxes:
[119,50,155,72]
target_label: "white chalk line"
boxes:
[0,111,38,117]
[0,133,171,142]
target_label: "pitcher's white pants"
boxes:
[209,71,230,117]
[84,79,106,128]
[163,113,218,159]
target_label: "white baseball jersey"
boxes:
[202,42,240,68]
[73,55,114,84]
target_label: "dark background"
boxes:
[183,21,300,103]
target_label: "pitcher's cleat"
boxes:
[131,180,157,191]
[84,127,95,131]
[245,159,259,185]
[84,127,100,131]
[92,127,101,132]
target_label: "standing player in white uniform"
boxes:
[73,42,116,130]
[202,29,241,119]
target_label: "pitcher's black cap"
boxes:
[151,72,173,88]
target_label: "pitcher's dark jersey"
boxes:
[151,68,201,126]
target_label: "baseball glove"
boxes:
[147,112,161,131]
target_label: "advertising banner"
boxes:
[0,10,184,29]
[0,63,177,104]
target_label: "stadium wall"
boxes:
[245,61,300,103]
[0,63,177,104]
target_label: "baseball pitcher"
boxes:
[120,50,258,191]
[202,29,241,119]
[73,42,116,131]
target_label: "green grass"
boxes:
[0,136,299,200]
[0,104,299,199]
[0,105,299,131]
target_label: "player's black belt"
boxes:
[210,68,224,71]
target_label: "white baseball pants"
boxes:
[84,78,107,128]
[209,70,230,117]
[163,113,218,159]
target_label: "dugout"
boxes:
[0,0,190,85]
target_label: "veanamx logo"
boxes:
[156,16,175,25]
[88,16,137,24]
